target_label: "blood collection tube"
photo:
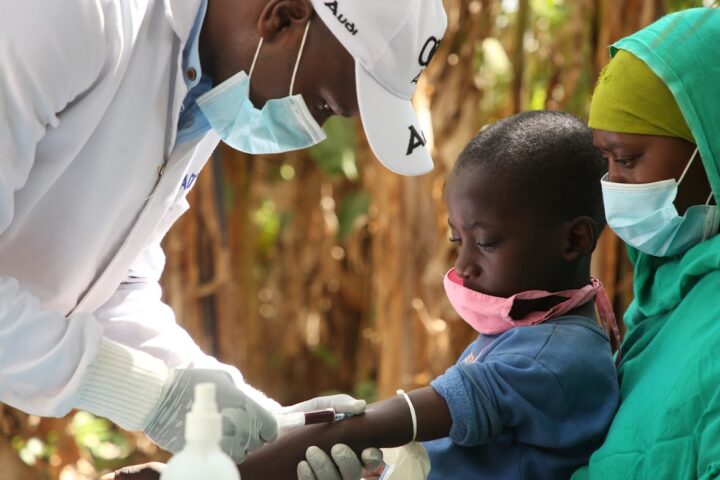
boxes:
[274,408,354,430]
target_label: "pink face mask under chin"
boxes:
[443,269,620,348]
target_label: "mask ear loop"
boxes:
[248,37,264,80]
[678,147,700,185]
[680,147,715,206]
[289,20,311,96]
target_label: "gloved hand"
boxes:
[278,393,367,434]
[143,369,277,463]
[284,394,383,480]
[298,445,384,480]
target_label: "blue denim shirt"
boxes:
[175,0,212,144]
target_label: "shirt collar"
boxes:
[163,0,204,39]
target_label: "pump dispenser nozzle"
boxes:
[160,383,239,480]
[185,383,222,443]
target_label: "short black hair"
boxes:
[452,110,606,231]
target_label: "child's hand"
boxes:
[363,458,387,479]
[100,462,165,480]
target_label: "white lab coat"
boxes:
[0,0,278,425]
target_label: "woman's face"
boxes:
[592,129,712,214]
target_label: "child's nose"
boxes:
[455,253,480,280]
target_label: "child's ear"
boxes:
[562,216,597,261]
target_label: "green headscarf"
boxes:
[589,49,694,143]
[610,6,720,336]
[573,10,720,480]
[590,7,720,303]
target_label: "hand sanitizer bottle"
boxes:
[160,383,240,480]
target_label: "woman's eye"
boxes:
[615,155,640,167]
[449,237,461,244]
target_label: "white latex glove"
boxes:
[298,445,384,480]
[143,369,277,463]
[285,394,383,480]
[278,394,366,425]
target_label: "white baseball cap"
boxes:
[310,0,448,176]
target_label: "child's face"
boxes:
[445,167,567,298]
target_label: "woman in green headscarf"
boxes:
[572,8,720,480]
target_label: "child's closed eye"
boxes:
[476,240,500,252]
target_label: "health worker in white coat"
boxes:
[0,0,447,478]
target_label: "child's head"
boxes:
[446,111,606,298]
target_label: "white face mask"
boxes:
[601,147,720,257]
[197,21,326,154]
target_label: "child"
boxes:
[239,111,621,479]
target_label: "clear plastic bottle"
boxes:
[160,383,240,480]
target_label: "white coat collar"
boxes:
[163,0,204,43]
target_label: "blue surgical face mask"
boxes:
[602,147,720,257]
[197,21,326,154]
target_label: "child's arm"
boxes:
[238,386,452,480]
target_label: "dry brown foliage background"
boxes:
[2,0,710,477]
